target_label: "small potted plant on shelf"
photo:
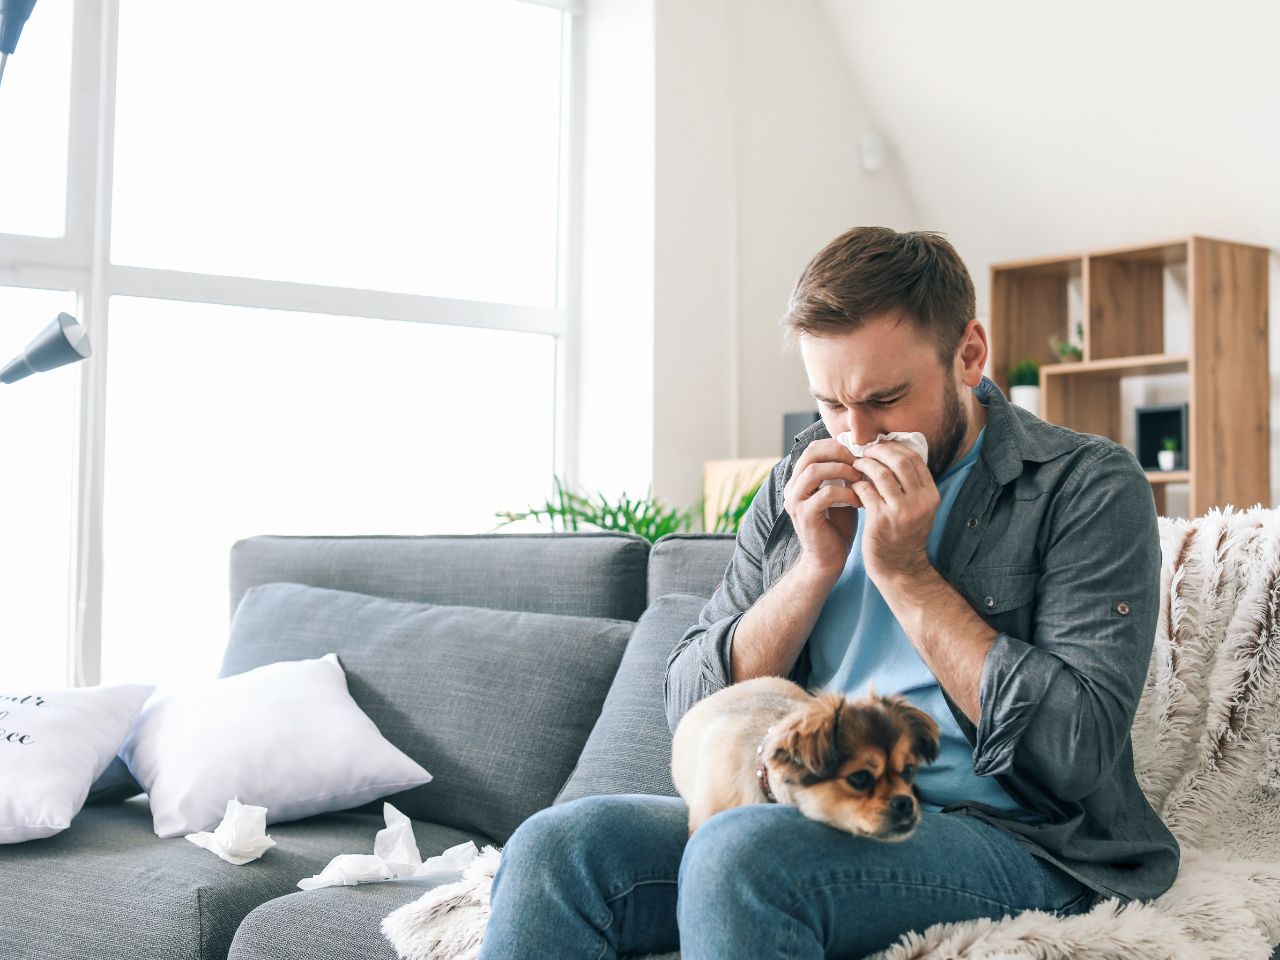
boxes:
[1048,320,1084,363]
[1008,359,1041,418]
[1158,436,1179,472]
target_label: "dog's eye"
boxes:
[901,765,917,784]
[846,771,873,791]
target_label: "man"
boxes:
[478,227,1179,960]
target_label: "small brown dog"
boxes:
[671,676,940,839]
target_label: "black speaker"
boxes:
[783,411,821,454]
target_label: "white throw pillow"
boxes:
[0,682,155,843]
[119,652,432,838]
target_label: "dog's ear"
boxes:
[767,693,842,783]
[887,697,941,766]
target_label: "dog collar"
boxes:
[755,724,778,803]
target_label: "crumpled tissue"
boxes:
[835,430,928,463]
[820,431,930,513]
[185,797,277,864]
[297,802,481,890]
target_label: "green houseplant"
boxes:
[1158,436,1180,472]
[494,473,765,542]
[1049,321,1084,363]
[1009,359,1041,387]
[1007,359,1042,417]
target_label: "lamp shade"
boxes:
[1,0,39,56]
[1,312,92,384]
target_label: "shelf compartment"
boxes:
[989,256,1082,392]
[1085,242,1187,361]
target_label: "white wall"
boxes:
[575,0,655,500]
[652,0,737,512]
[733,0,920,462]
[821,0,1280,508]
[579,0,921,514]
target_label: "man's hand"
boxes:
[782,438,864,584]
[850,442,941,586]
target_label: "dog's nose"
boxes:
[890,795,915,818]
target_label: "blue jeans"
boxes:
[477,794,1097,960]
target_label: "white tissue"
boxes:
[835,430,928,464]
[296,802,481,890]
[819,431,930,512]
[185,797,277,865]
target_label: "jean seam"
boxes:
[591,877,679,960]
[784,874,1043,919]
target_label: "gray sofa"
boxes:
[1,531,734,960]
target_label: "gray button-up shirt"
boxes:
[664,374,1180,905]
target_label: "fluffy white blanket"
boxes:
[382,505,1280,960]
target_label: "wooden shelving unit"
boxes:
[990,235,1270,517]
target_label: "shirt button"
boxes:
[1116,601,1131,615]
[966,517,979,528]
[984,596,995,608]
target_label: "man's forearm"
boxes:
[879,565,996,725]
[729,561,838,683]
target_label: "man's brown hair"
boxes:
[781,227,976,367]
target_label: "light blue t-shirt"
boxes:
[805,422,1043,822]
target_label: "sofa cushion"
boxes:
[219,582,634,843]
[229,532,650,623]
[229,873,458,960]
[647,534,736,603]
[0,795,486,960]
[229,867,674,960]
[554,593,707,805]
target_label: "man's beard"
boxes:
[927,376,969,480]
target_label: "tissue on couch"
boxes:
[298,802,481,890]
[185,797,276,864]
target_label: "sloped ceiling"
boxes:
[818,0,1280,316]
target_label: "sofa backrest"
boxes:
[223,531,740,839]
[550,535,739,809]
[647,533,736,602]
[229,532,651,622]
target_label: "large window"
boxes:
[0,287,79,687]
[0,0,581,689]
[111,0,565,307]
[100,299,557,687]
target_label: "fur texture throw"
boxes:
[382,505,1280,960]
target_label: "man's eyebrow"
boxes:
[810,382,911,405]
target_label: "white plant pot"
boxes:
[1157,450,1177,471]
[1009,385,1041,418]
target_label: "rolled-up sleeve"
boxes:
[973,444,1161,803]
[664,458,786,734]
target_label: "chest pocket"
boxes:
[955,566,1038,616]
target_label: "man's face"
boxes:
[799,313,971,480]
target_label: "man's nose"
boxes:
[841,409,882,447]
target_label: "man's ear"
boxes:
[767,693,843,783]
[958,317,988,388]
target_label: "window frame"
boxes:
[0,0,584,686]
